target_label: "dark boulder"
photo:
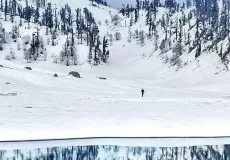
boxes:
[25,67,32,70]
[69,71,81,78]
[54,73,58,77]
[98,77,106,80]
[0,65,3,67]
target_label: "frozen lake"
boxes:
[1,137,230,160]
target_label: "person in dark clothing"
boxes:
[141,88,145,97]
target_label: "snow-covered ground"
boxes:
[1,0,230,144]
[1,52,230,141]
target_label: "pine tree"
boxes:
[51,30,56,46]
[60,36,71,66]
[45,2,53,29]
[34,4,40,24]
[70,44,78,65]
[130,14,134,26]
[154,29,159,51]
[0,22,4,50]
[102,36,109,63]
[94,37,101,65]
[115,32,121,41]
[1,0,3,11]
[4,0,7,21]
[126,4,130,18]
[139,30,145,46]
[134,9,138,23]
[127,27,132,43]
[88,35,93,63]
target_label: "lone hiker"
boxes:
[141,88,145,97]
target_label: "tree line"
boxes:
[0,0,110,66]
[119,0,230,70]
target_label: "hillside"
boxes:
[1,0,230,141]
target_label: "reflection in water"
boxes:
[1,144,230,160]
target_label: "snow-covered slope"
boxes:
[1,0,230,142]
[2,54,230,141]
